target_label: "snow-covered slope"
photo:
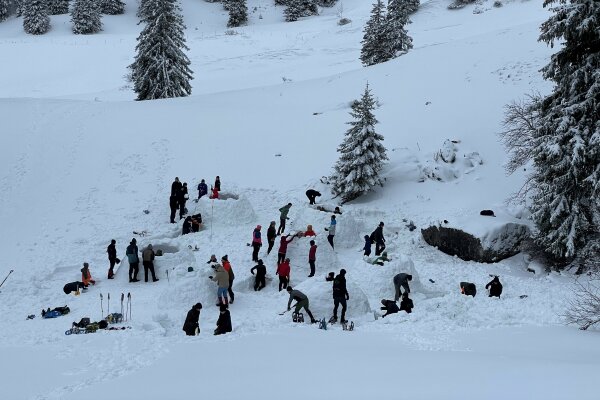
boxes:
[1,1,597,399]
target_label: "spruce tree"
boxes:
[317,0,336,6]
[49,0,69,15]
[527,0,600,259]
[284,0,303,21]
[130,0,193,100]
[405,0,419,13]
[331,84,388,203]
[0,0,9,22]
[138,0,159,21]
[360,0,388,66]
[101,0,125,15]
[16,0,23,16]
[23,0,50,34]
[71,0,102,34]
[386,0,413,57]
[227,0,247,27]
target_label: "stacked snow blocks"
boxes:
[421,223,530,263]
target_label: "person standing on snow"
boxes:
[393,273,412,302]
[107,239,118,279]
[209,263,230,306]
[214,304,232,335]
[331,269,349,324]
[308,240,317,277]
[81,263,96,287]
[214,176,221,191]
[142,244,159,283]
[277,203,292,235]
[210,186,219,199]
[197,179,208,200]
[325,215,337,249]
[169,194,179,224]
[251,259,267,291]
[276,258,291,291]
[305,189,321,205]
[286,287,317,324]
[266,221,277,254]
[178,182,189,219]
[221,255,235,304]
[277,234,295,265]
[485,276,503,298]
[171,177,182,196]
[371,222,386,256]
[251,225,262,262]
[363,235,372,257]
[126,238,140,282]
[182,303,202,336]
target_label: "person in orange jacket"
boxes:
[304,224,316,237]
[81,263,96,287]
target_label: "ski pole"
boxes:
[100,293,104,318]
[127,292,131,321]
[166,269,169,283]
[108,293,110,314]
[0,269,14,288]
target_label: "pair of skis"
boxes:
[100,292,132,321]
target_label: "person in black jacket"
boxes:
[251,259,267,291]
[371,222,386,256]
[178,183,188,219]
[169,194,178,224]
[266,221,277,254]
[107,239,118,279]
[182,216,193,235]
[182,303,202,336]
[305,189,321,205]
[214,176,221,191]
[399,292,414,313]
[380,299,399,318]
[171,177,182,196]
[331,269,349,324]
[214,304,232,335]
[63,281,85,295]
[485,276,503,298]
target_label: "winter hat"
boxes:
[148,244,153,249]
[111,239,116,244]
[379,221,384,227]
[83,262,89,268]
[286,286,293,292]
[222,255,228,261]
[270,221,276,226]
[310,240,315,245]
[219,304,228,312]
[194,303,203,310]
[131,238,137,243]
[201,179,205,183]
[407,274,413,281]
[307,224,313,231]
[340,269,346,275]
[258,259,263,265]
[256,225,261,230]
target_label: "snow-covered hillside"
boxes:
[1,1,598,399]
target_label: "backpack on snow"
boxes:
[73,317,91,328]
[106,313,123,324]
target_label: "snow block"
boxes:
[421,213,530,263]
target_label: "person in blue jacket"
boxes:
[197,179,208,200]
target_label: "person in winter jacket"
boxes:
[214,304,232,335]
[325,215,336,249]
[277,203,292,235]
[209,263,230,306]
[214,176,221,191]
[331,269,349,323]
[251,259,267,291]
[210,186,219,199]
[372,251,391,266]
[380,299,399,318]
[485,276,503,298]
[206,254,217,265]
[81,263,95,287]
[308,240,317,277]
[277,234,295,265]
[371,222,386,256]
[107,239,118,279]
[399,292,414,314]
[169,194,179,224]
[178,183,188,219]
[286,287,317,323]
[251,225,262,262]
[267,221,277,254]
[305,189,321,205]
[460,282,477,297]
[126,238,140,282]
[276,258,291,291]
[182,216,193,235]
[363,235,372,257]
[197,179,208,200]
[393,273,412,301]
[63,281,85,295]
[142,244,159,282]
[182,303,202,336]
[171,177,182,196]
[304,225,316,237]
[221,255,235,304]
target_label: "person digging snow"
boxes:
[305,189,321,205]
[380,299,399,318]
[399,292,414,314]
[393,273,412,302]
[277,234,295,265]
[276,258,291,291]
[81,263,95,287]
[126,238,140,282]
[214,304,232,335]
[251,259,267,291]
[209,263,230,306]
[331,269,349,324]
[286,286,317,324]
[277,203,292,235]
[183,303,202,336]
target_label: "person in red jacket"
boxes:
[251,225,262,262]
[304,224,316,237]
[277,234,295,265]
[308,240,317,277]
[210,186,219,199]
[276,258,291,292]
[221,255,235,304]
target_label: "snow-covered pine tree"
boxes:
[130,0,193,100]
[16,0,23,16]
[101,0,125,15]
[71,0,102,34]
[360,0,389,66]
[227,0,247,27]
[137,0,158,21]
[331,83,388,203]
[404,0,419,13]
[527,0,600,260]
[317,0,336,7]
[274,0,289,5]
[284,0,303,21]
[22,0,50,34]
[0,0,9,22]
[48,0,69,15]
[222,0,232,11]
[386,0,413,57]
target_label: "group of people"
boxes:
[169,176,221,224]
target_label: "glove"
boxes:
[208,276,213,279]
[286,217,290,220]
[345,294,350,300]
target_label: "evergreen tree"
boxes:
[71,0,102,34]
[101,0,125,15]
[405,0,419,13]
[331,84,388,203]
[49,0,69,15]
[274,0,289,5]
[0,0,9,22]
[130,0,193,100]
[317,0,336,6]
[138,0,159,21]
[16,0,23,16]
[386,0,413,57]
[227,0,247,27]
[23,0,50,34]
[360,0,388,66]
[284,0,302,21]
[527,0,600,259]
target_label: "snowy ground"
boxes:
[1,1,598,399]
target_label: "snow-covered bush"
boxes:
[565,273,600,330]
[22,0,50,34]
[71,0,102,34]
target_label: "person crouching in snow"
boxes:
[286,286,317,324]
[251,259,267,291]
[214,304,232,335]
[183,303,202,336]
[399,292,413,314]
[304,224,316,237]
[81,263,95,287]
[380,299,399,318]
